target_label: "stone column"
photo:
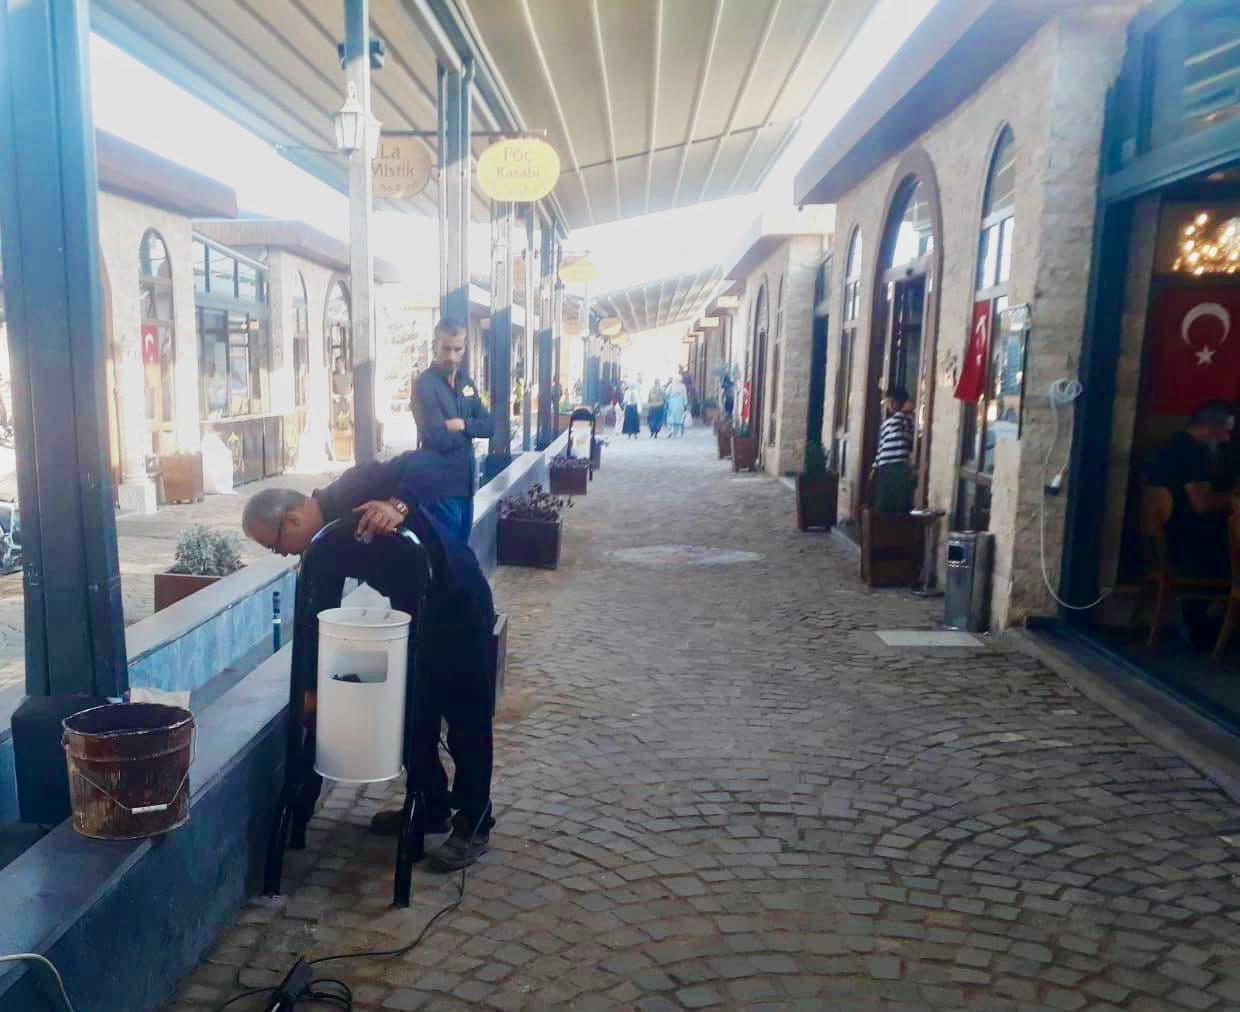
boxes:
[114,334,157,514]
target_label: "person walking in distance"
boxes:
[411,318,494,542]
[870,385,915,513]
[646,379,667,438]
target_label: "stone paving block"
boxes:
[163,432,1240,1011]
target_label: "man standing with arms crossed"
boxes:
[412,318,494,542]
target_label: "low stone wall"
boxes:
[0,557,297,822]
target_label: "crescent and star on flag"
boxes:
[1181,302,1230,368]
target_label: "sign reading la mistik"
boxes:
[372,137,432,200]
[477,137,561,202]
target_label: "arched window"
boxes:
[832,227,863,475]
[956,126,1018,531]
[325,281,351,369]
[293,272,309,409]
[139,229,176,450]
[325,281,352,433]
[887,178,935,270]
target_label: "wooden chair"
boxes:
[1130,485,1229,647]
[1212,511,1240,662]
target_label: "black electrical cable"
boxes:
[213,760,492,1012]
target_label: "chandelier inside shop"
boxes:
[1174,212,1240,275]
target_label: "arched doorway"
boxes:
[325,279,353,460]
[859,151,944,511]
[749,281,769,448]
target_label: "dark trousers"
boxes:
[404,583,496,834]
[420,495,474,544]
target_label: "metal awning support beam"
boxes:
[345,0,378,463]
[486,200,514,478]
[0,0,128,696]
[439,60,473,326]
[522,209,535,451]
[536,227,555,449]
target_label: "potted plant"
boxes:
[550,454,591,495]
[497,483,571,569]
[154,524,245,612]
[731,424,758,473]
[796,442,838,531]
[700,397,719,427]
[590,436,605,472]
[159,451,204,504]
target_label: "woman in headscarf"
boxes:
[621,383,642,439]
[664,375,689,438]
[646,380,666,438]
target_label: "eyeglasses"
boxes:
[270,512,286,555]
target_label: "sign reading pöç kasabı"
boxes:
[477,137,561,202]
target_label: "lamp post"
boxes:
[339,0,379,462]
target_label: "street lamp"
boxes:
[333,82,381,159]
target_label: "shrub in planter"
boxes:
[550,454,591,496]
[497,483,571,569]
[154,524,245,611]
[731,424,758,473]
[796,441,838,531]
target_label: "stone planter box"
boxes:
[731,435,758,472]
[497,516,562,569]
[153,571,223,613]
[590,440,602,472]
[716,422,734,459]
[159,452,204,504]
[796,473,838,531]
[550,460,590,496]
[701,407,718,426]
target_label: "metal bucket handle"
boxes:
[61,728,197,815]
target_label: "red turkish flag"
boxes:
[1148,286,1240,416]
[954,299,991,402]
[140,323,159,367]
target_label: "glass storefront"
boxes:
[1063,1,1240,728]
[192,237,269,422]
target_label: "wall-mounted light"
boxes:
[334,82,381,159]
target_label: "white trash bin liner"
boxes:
[314,606,412,783]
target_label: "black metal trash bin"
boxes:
[944,531,994,632]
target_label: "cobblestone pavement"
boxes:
[171,427,1240,1012]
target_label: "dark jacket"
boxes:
[411,365,493,497]
[311,452,494,676]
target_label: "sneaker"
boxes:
[368,809,451,836]
[426,829,490,872]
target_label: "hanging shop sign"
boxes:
[559,254,597,284]
[477,136,561,202]
[372,136,432,200]
[599,316,623,336]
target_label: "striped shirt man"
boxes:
[874,409,914,469]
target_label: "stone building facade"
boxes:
[802,6,1137,629]
[6,132,400,514]
[726,210,832,478]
